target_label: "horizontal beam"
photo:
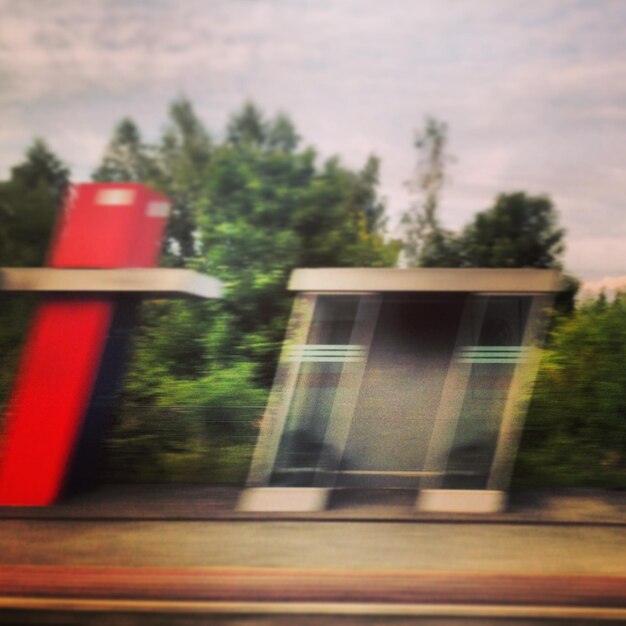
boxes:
[0,268,222,299]
[289,268,562,293]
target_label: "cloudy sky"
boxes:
[1,0,624,281]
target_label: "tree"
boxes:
[515,293,626,488]
[401,117,452,266]
[157,98,213,262]
[458,192,565,268]
[195,108,398,383]
[419,191,567,270]
[225,101,301,154]
[418,228,463,268]
[266,113,300,153]
[10,139,70,204]
[398,120,565,272]
[92,118,157,184]
[0,139,70,266]
[0,140,71,412]
[226,101,267,148]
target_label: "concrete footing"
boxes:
[417,489,506,513]
[237,487,331,512]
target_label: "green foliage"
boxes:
[418,228,463,268]
[0,140,70,413]
[420,192,565,270]
[515,294,626,488]
[107,356,267,484]
[195,118,398,383]
[226,101,269,148]
[158,98,213,262]
[103,297,268,483]
[92,119,158,184]
[0,139,69,267]
[0,296,37,418]
[459,192,565,268]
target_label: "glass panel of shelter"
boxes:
[245,293,317,486]
[260,291,541,493]
[419,294,537,491]
[269,294,381,488]
[439,296,532,490]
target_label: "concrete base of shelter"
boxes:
[417,489,506,514]
[237,487,331,512]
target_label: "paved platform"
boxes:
[0,485,624,524]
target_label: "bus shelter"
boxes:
[0,184,222,506]
[240,268,561,513]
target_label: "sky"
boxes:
[0,0,624,282]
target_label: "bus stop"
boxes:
[240,268,561,513]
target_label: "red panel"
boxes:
[0,300,113,505]
[48,183,170,268]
